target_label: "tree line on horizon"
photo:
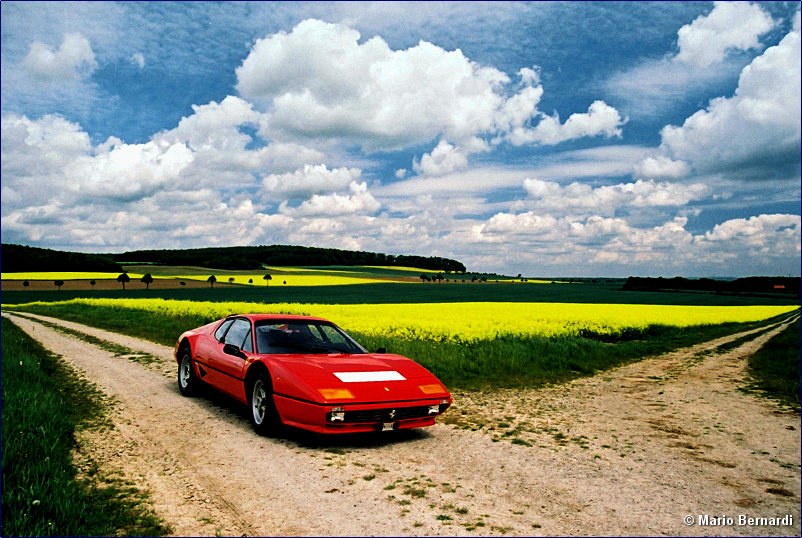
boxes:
[622,276,800,297]
[2,244,123,273]
[1,243,467,273]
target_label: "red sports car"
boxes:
[175,314,452,434]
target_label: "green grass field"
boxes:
[5,300,795,390]
[0,319,168,537]
[4,264,798,390]
[4,265,798,305]
[745,319,801,409]
[4,279,799,306]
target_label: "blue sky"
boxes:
[1,1,800,277]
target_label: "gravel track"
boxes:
[2,311,799,536]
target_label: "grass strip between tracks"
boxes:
[743,318,801,410]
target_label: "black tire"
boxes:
[249,370,279,435]
[177,350,199,396]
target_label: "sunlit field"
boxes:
[2,272,148,281]
[363,265,442,273]
[2,266,568,289]
[13,297,795,341]
[172,273,405,287]
[2,266,423,288]
[5,298,796,388]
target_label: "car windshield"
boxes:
[254,320,367,355]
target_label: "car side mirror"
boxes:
[223,343,247,359]
[376,347,387,354]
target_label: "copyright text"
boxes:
[685,514,794,527]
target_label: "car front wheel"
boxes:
[250,372,279,435]
[178,351,199,396]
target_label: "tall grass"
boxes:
[745,318,801,409]
[5,302,794,390]
[0,319,169,537]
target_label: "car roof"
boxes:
[226,313,329,323]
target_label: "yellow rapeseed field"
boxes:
[1,269,405,286]
[33,298,796,342]
[262,266,354,274]
[363,265,440,273]
[174,274,404,286]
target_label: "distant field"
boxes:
[1,265,456,289]
[5,298,796,388]
[4,265,799,306]
[172,273,406,287]
[4,280,800,307]
[1,265,566,291]
[2,272,148,281]
[21,298,793,341]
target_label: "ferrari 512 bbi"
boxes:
[175,314,452,434]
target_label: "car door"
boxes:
[194,318,233,377]
[207,317,253,400]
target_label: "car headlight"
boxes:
[327,406,346,423]
[428,404,440,414]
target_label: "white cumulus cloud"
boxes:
[523,178,710,215]
[413,140,469,177]
[279,181,380,217]
[651,17,801,178]
[66,138,194,201]
[700,213,800,245]
[236,19,509,152]
[237,18,623,160]
[22,32,97,81]
[606,2,777,117]
[263,164,361,198]
[158,96,323,179]
[633,156,691,180]
[675,1,775,68]
[469,208,800,275]
[508,100,625,146]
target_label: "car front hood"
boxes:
[268,352,449,404]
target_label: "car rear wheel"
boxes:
[178,351,199,396]
[250,372,279,435]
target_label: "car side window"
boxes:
[214,319,235,341]
[224,319,251,350]
[241,329,253,353]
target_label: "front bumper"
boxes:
[274,394,452,434]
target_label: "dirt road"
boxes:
[3,311,799,536]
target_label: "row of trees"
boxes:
[206,274,274,288]
[43,272,278,291]
[419,273,488,283]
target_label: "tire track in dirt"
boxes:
[3,311,799,536]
